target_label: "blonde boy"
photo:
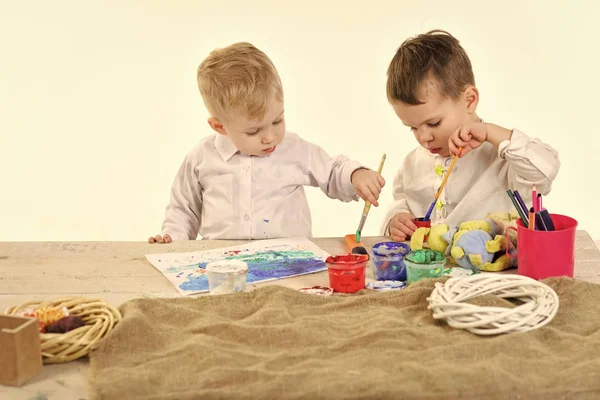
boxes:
[381,30,560,241]
[150,42,384,243]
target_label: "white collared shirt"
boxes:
[381,129,560,233]
[161,131,362,240]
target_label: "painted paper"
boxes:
[145,237,330,295]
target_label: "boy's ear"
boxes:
[208,117,227,135]
[464,86,479,114]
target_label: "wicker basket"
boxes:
[5,297,122,364]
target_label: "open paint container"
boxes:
[412,217,432,240]
[404,249,446,284]
[326,254,369,294]
[371,241,411,281]
[205,260,249,295]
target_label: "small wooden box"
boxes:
[0,315,42,386]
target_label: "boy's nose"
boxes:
[419,129,434,142]
[262,130,276,144]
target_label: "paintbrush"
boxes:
[423,147,462,221]
[356,154,386,242]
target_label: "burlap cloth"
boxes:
[88,277,600,399]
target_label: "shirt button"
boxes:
[243,215,250,221]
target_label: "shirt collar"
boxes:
[215,134,239,162]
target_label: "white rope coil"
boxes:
[427,273,559,335]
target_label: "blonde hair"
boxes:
[197,42,283,121]
[387,30,475,105]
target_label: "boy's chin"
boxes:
[247,150,271,157]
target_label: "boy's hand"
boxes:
[449,122,489,157]
[351,168,385,206]
[388,212,417,242]
[449,122,512,157]
[149,234,172,244]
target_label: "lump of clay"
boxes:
[46,316,85,333]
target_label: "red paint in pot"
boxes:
[413,217,432,240]
[326,254,369,293]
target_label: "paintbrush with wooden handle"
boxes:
[356,154,386,242]
[423,147,462,221]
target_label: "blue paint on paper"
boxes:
[178,250,325,291]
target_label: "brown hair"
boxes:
[386,30,475,105]
[197,42,283,120]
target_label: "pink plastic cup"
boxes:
[506,214,577,280]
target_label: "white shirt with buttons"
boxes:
[381,129,561,233]
[161,131,363,240]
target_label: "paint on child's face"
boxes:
[391,79,477,158]
[222,100,286,157]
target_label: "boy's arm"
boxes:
[380,166,412,235]
[161,155,203,241]
[451,122,560,195]
[304,141,364,202]
[495,128,560,195]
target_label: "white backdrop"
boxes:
[0,0,596,241]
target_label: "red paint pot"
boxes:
[412,217,432,240]
[326,254,369,293]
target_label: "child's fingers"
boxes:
[148,236,156,243]
[459,128,473,142]
[402,218,418,231]
[392,219,414,237]
[368,191,379,207]
[399,223,414,237]
[391,233,406,242]
[367,181,382,198]
[378,175,386,187]
[356,187,369,204]
[468,138,481,149]
[389,226,407,241]
[451,126,470,144]
[154,234,164,244]
[164,234,172,243]
[451,134,469,149]
[449,141,460,157]
[450,140,472,157]
[360,185,379,206]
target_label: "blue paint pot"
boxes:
[371,242,411,281]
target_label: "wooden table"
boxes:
[2,233,600,399]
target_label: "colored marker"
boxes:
[513,190,529,219]
[529,208,535,230]
[532,184,538,212]
[506,190,528,228]
[539,209,555,231]
[535,212,548,231]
